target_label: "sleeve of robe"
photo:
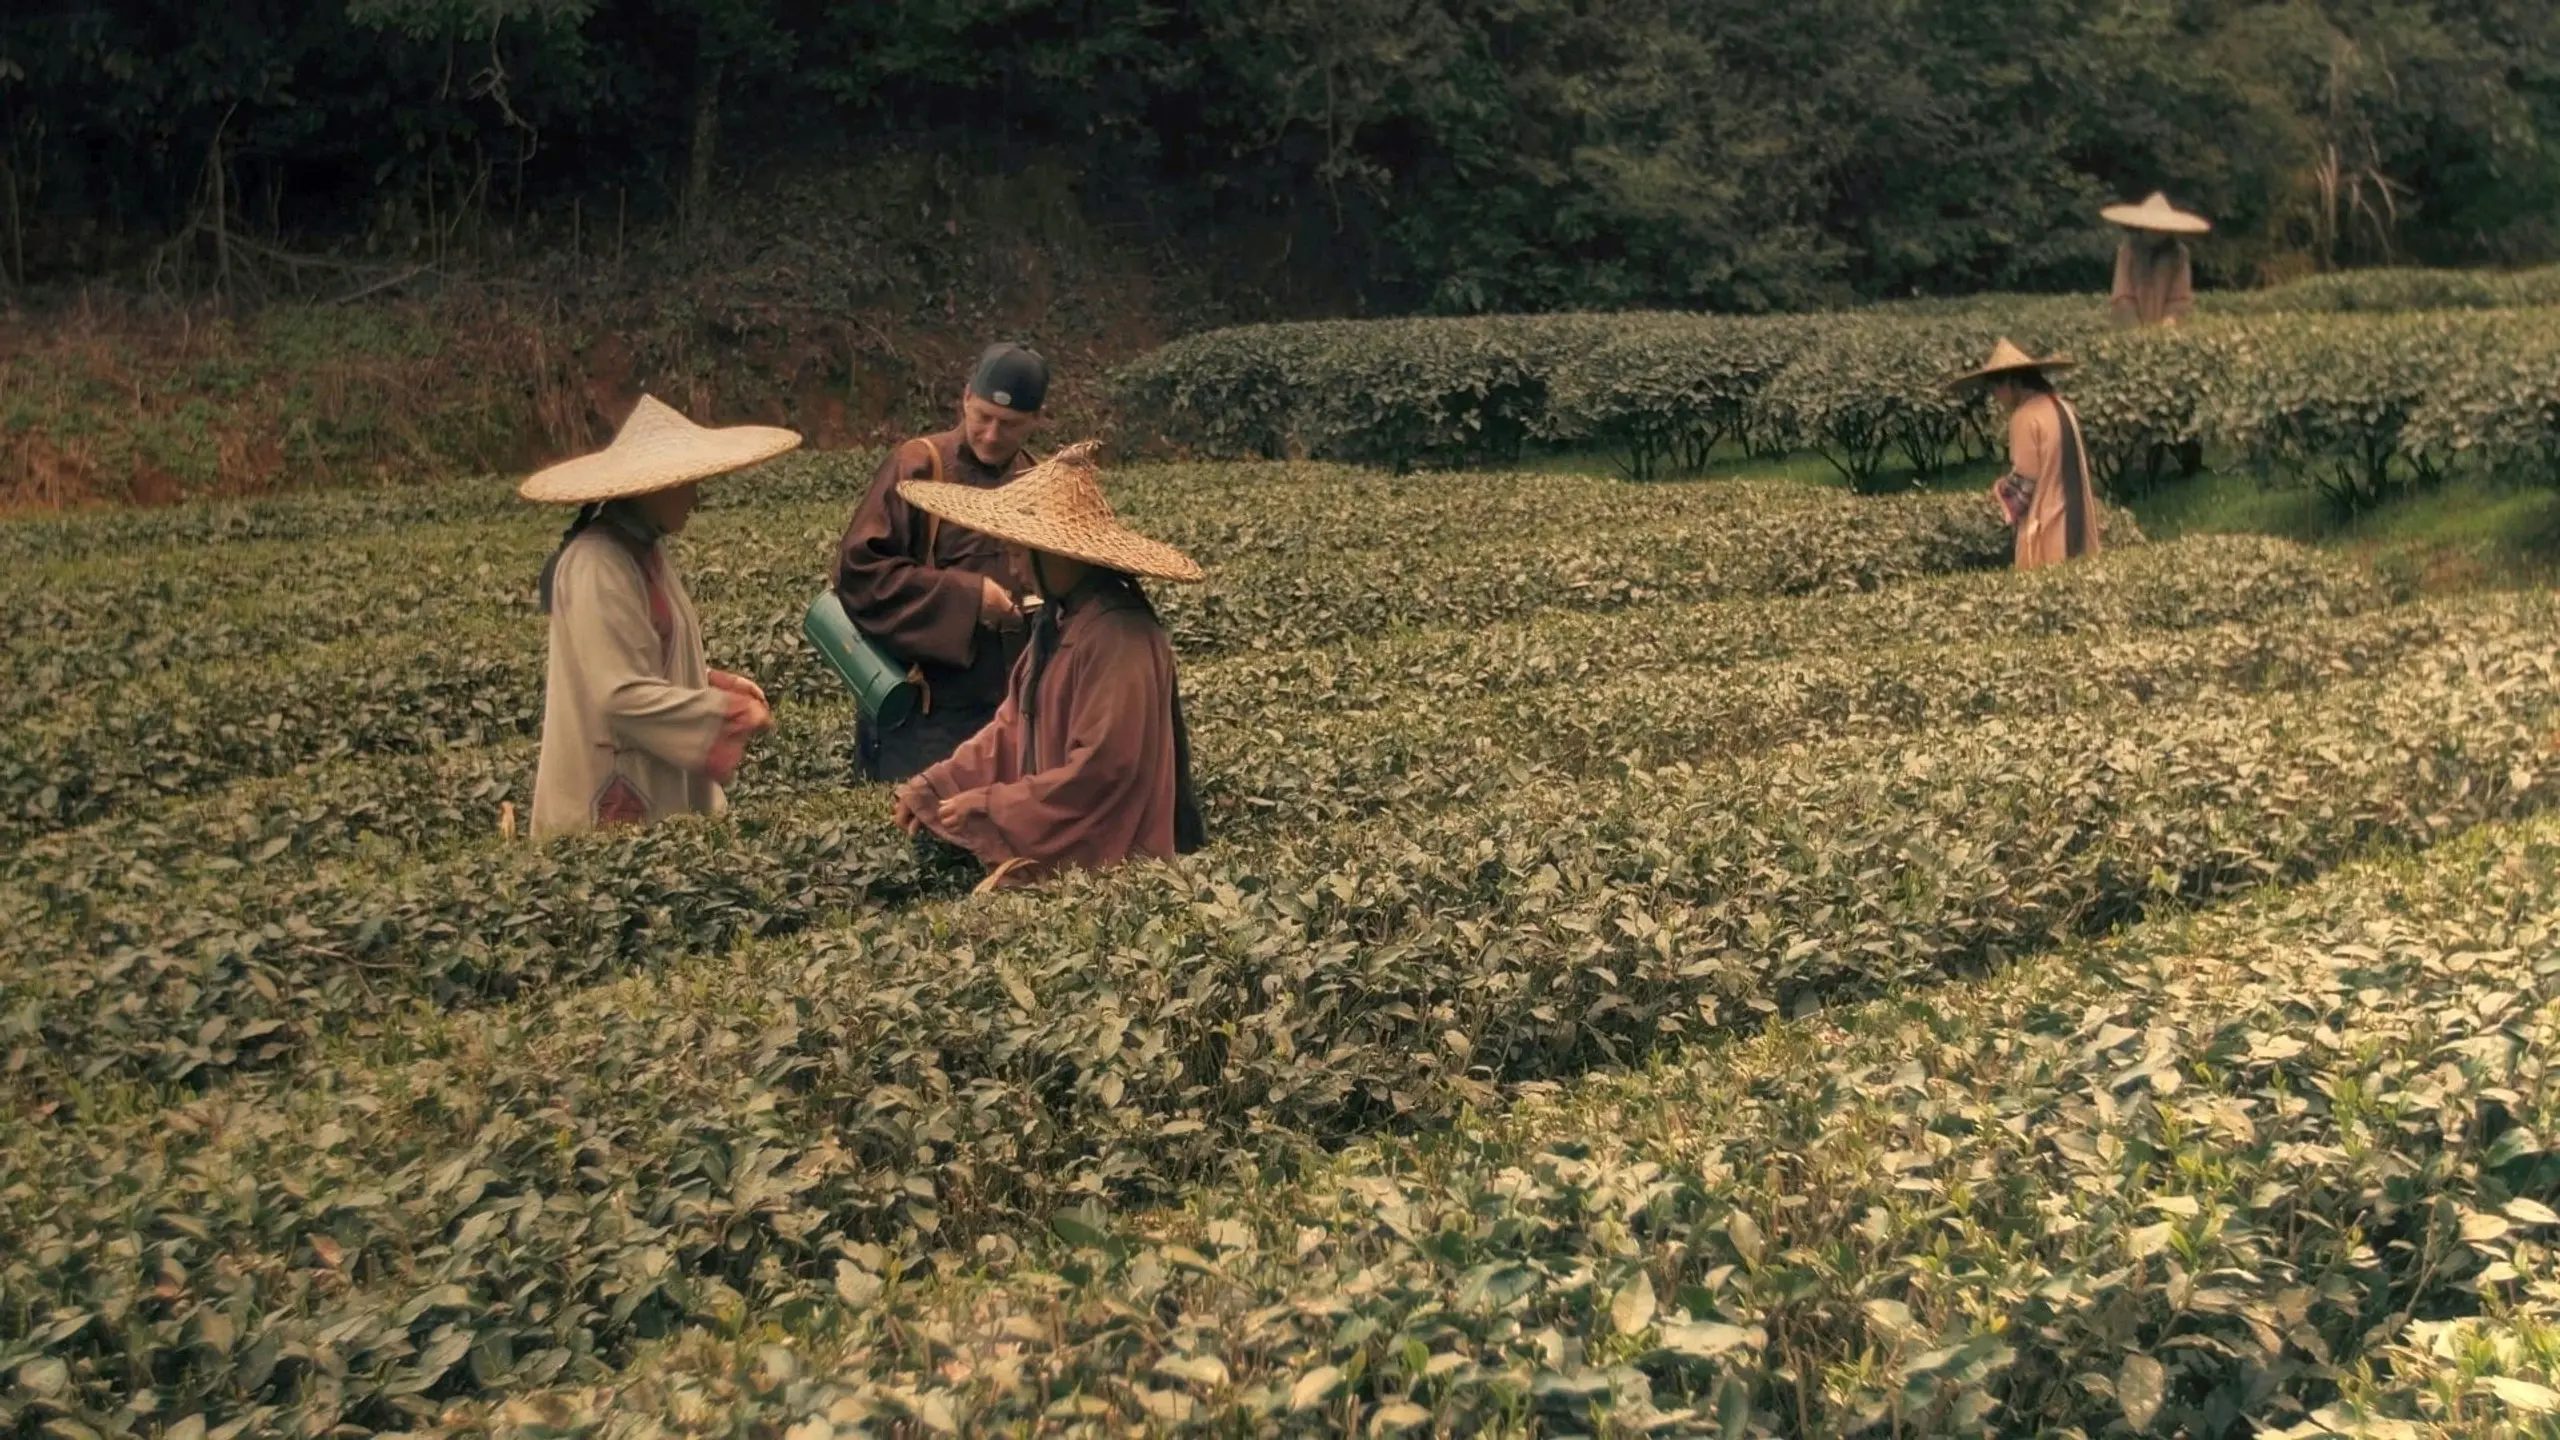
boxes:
[554,538,732,770]
[834,443,982,669]
[917,681,1023,802]
[919,613,1171,870]
[2162,248,2195,322]
[2109,242,2140,326]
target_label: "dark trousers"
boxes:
[856,701,1002,784]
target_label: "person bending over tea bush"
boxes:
[892,441,1207,890]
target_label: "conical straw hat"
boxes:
[1948,337,2076,390]
[2100,191,2210,235]
[518,394,802,505]
[900,440,1202,583]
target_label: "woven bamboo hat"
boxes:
[900,440,1202,583]
[518,394,801,505]
[1948,337,2076,390]
[2100,191,2211,235]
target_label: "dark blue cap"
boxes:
[968,343,1049,413]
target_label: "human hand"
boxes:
[936,790,990,831]
[704,692,773,784]
[709,670,768,706]
[979,575,1022,630]
[892,782,929,835]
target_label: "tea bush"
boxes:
[4,471,2135,846]
[514,810,2560,1437]
[1114,299,2560,506]
[0,451,2549,1438]
[5,602,2555,1432]
[1,574,2464,1091]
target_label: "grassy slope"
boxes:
[1509,438,2560,593]
[2133,470,2560,592]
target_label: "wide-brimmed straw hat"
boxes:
[1948,337,2076,390]
[2100,191,2211,235]
[518,394,801,505]
[900,440,1202,583]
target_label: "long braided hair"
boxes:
[536,502,605,614]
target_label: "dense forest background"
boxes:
[5,0,2558,312]
[2,0,2557,507]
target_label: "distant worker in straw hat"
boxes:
[1953,339,2100,571]
[2104,191,2212,477]
[890,441,1206,890]
[834,342,1052,784]
[2103,191,2209,330]
[523,395,794,837]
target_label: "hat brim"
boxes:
[517,425,802,504]
[2100,204,2210,235]
[900,480,1204,583]
[1948,355,2076,390]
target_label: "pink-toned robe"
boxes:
[2110,238,2195,328]
[2007,394,2102,570]
[905,577,1188,887]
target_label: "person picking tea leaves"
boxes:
[522,395,791,835]
[891,441,1207,889]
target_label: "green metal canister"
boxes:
[802,590,919,728]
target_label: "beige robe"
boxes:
[2008,395,2102,570]
[2110,238,2194,328]
[531,516,733,836]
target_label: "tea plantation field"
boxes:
[4,451,2558,1437]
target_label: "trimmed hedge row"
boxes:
[4,539,2364,1094]
[1,476,2071,845]
[1,536,2373,945]
[518,811,2560,1437]
[1113,301,2560,500]
[4,612,2554,1434]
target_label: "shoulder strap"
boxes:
[903,437,944,563]
[2049,395,2095,556]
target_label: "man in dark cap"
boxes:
[834,342,1052,781]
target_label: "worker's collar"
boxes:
[598,500,664,546]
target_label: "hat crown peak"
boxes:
[1009,442,1113,515]
[614,394,696,446]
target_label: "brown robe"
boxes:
[2008,394,2101,570]
[907,576,1191,887]
[2110,237,2194,328]
[833,430,1030,714]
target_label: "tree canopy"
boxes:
[2,0,2553,309]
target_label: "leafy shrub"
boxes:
[2207,312,2499,510]
[2402,308,2560,484]
[2213,264,2560,315]
[0,474,2055,844]
[0,441,2541,1437]
[13,538,2315,1093]
[1539,315,1813,479]
[1109,315,1624,471]
[534,810,2560,1437]
[4,606,2553,1433]
[1113,297,2560,503]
